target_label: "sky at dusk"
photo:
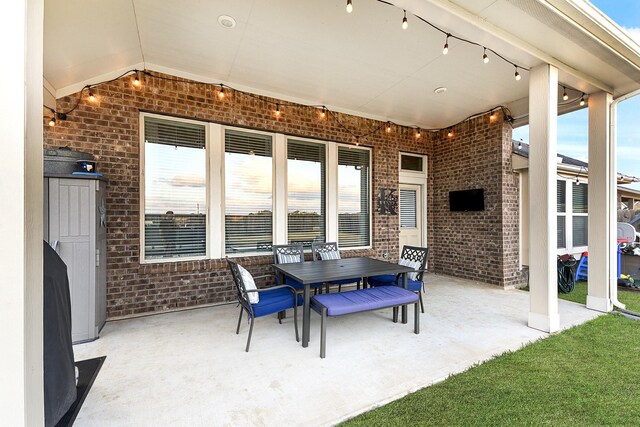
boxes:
[512,0,640,191]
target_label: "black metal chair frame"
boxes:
[272,244,326,294]
[311,241,362,292]
[227,258,299,352]
[393,245,429,313]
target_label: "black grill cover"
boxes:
[43,241,76,426]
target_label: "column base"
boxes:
[586,295,612,313]
[528,311,560,333]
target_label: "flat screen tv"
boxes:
[449,189,484,212]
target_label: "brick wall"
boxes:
[44,71,522,318]
[428,112,524,287]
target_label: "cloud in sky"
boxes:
[622,26,640,44]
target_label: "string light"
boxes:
[346,0,353,13]
[275,104,281,117]
[518,140,523,149]
[48,116,56,127]
[218,84,225,99]
[355,137,360,146]
[447,129,453,138]
[514,66,521,81]
[402,10,408,30]
[579,94,585,106]
[416,128,421,138]
[482,48,489,64]
[489,111,496,122]
[386,122,392,133]
[442,34,450,55]
[88,89,96,103]
[132,71,142,88]
[320,107,327,119]
[562,86,568,101]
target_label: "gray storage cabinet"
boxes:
[44,177,107,343]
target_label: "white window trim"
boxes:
[140,113,373,262]
[556,178,588,256]
[336,142,373,250]
[139,112,210,264]
[399,152,429,264]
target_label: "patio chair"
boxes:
[272,244,325,293]
[311,241,362,292]
[367,245,429,313]
[227,258,300,352]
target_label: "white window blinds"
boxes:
[143,116,207,260]
[400,189,417,228]
[225,129,273,254]
[287,140,326,247]
[338,146,370,247]
[572,183,588,247]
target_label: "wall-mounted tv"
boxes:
[449,189,485,212]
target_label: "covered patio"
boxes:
[72,275,599,426]
[4,1,640,424]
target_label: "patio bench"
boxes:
[310,286,419,358]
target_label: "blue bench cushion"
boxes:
[285,277,324,290]
[311,286,418,316]
[368,275,423,292]
[252,287,302,318]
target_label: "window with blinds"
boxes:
[225,129,273,254]
[557,216,566,249]
[557,180,566,249]
[338,146,370,247]
[557,180,566,213]
[400,189,417,228]
[143,116,207,260]
[287,140,326,247]
[572,183,588,247]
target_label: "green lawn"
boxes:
[559,281,640,313]
[342,315,640,426]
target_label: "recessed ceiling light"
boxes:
[434,87,447,94]
[218,15,237,29]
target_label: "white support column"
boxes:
[273,134,287,244]
[528,64,560,333]
[0,0,45,424]
[586,92,614,312]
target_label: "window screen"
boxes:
[400,189,417,228]
[287,140,326,247]
[572,183,588,213]
[143,116,207,260]
[225,130,273,254]
[401,155,423,172]
[338,147,370,247]
[557,180,566,213]
[557,216,566,249]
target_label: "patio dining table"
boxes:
[273,257,415,347]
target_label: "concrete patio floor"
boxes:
[73,274,601,426]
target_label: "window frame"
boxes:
[139,112,210,264]
[140,112,373,263]
[556,178,588,255]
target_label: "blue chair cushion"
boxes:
[311,286,418,316]
[285,277,324,290]
[251,287,302,318]
[368,275,423,292]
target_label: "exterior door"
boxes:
[399,184,422,249]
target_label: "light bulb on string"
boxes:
[386,122,392,133]
[447,130,453,138]
[355,137,360,146]
[489,111,496,122]
[579,94,585,106]
[346,0,353,13]
[442,34,450,55]
[482,48,489,64]
[48,116,56,127]
[218,84,225,99]
[275,104,281,117]
[132,71,142,88]
[575,176,580,185]
[416,128,421,139]
[514,66,521,81]
[320,107,327,119]
[88,89,96,103]
[402,10,408,30]
[518,140,523,149]
[562,86,568,101]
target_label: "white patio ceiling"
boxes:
[44,0,640,129]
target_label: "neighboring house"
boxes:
[512,141,640,263]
